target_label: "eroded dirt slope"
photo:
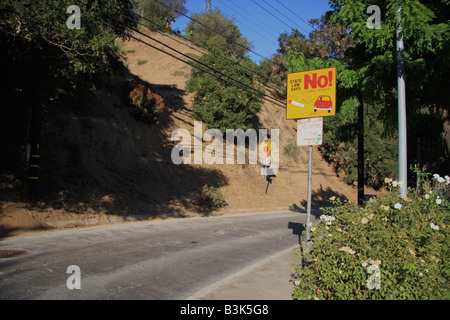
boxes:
[121,31,363,211]
[1,31,369,238]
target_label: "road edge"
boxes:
[185,243,300,300]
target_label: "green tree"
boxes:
[184,9,253,59]
[328,0,450,181]
[186,54,262,133]
[0,0,137,196]
[137,0,186,31]
[285,0,449,189]
[260,15,355,101]
[329,0,449,127]
[286,51,396,190]
[0,0,137,96]
[257,54,288,99]
[278,15,354,61]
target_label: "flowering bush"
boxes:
[293,172,449,300]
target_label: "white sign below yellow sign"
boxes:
[297,117,323,146]
[287,67,336,119]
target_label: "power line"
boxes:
[260,0,310,35]
[104,19,287,109]
[126,10,284,91]
[224,0,281,39]
[104,21,248,94]
[153,0,285,69]
[250,0,295,33]
[274,0,318,32]
[113,9,394,151]
[220,1,277,44]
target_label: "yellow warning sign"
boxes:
[287,67,336,119]
[260,137,271,156]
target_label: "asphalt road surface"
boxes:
[0,210,312,300]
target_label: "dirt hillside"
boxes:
[0,30,371,238]
[122,31,364,207]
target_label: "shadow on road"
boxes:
[288,221,304,245]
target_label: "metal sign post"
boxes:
[264,156,270,194]
[306,145,313,250]
[297,117,323,254]
[287,67,337,255]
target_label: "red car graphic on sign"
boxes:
[314,95,333,113]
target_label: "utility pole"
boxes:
[205,0,211,13]
[397,3,408,196]
[357,98,365,207]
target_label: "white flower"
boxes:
[437,177,445,183]
[436,197,442,205]
[339,246,356,255]
[391,180,403,188]
[371,259,382,266]
[445,176,450,185]
[430,223,440,231]
[394,203,402,210]
[433,173,441,180]
[320,214,336,225]
[425,194,430,199]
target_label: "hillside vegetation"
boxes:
[2,0,448,239]
[0,29,363,238]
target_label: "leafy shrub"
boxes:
[196,185,227,209]
[186,54,262,133]
[293,171,449,300]
[128,82,163,124]
[185,8,252,59]
[284,141,300,162]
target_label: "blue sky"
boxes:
[171,0,332,63]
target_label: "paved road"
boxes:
[0,210,312,300]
